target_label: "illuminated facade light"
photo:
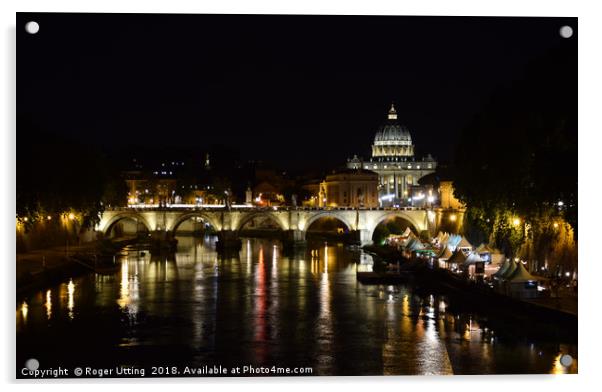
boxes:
[68,213,75,220]
[449,214,457,222]
[512,218,521,226]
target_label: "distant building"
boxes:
[303,168,379,208]
[347,104,437,207]
[253,181,284,206]
[251,168,291,206]
[123,171,177,205]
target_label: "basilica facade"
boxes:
[346,104,437,207]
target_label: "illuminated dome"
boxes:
[372,104,414,158]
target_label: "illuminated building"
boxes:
[251,168,291,206]
[319,169,378,208]
[123,171,177,205]
[347,104,437,206]
[303,169,379,208]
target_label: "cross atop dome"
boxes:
[388,103,397,120]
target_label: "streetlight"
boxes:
[512,217,521,226]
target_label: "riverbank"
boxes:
[359,244,577,331]
[16,236,137,296]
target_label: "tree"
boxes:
[17,117,128,229]
[452,41,576,267]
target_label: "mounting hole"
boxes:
[560,354,573,367]
[25,358,40,370]
[25,21,39,34]
[559,25,573,39]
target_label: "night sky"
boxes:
[17,13,577,171]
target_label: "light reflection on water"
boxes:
[17,236,576,375]
[45,290,52,320]
[66,279,75,320]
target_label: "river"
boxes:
[16,236,577,377]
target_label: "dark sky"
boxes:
[17,13,577,171]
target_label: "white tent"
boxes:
[441,232,450,243]
[464,252,484,265]
[438,246,453,260]
[437,247,454,269]
[456,236,473,252]
[476,243,496,254]
[460,252,485,277]
[401,227,412,237]
[447,250,467,271]
[501,261,518,279]
[506,262,539,299]
[406,238,425,251]
[493,259,510,280]
[507,262,538,282]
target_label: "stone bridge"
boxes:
[97,206,442,248]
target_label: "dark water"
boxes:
[17,236,577,377]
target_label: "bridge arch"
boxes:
[236,211,288,232]
[170,212,220,235]
[303,211,354,232]
[102,212,152,236]
[368,211,424,240]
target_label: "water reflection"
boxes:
[20,301,28,324]
[67,279,75,320]
[16,236,577,375]
[45,290,52,320]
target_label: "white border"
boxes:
[2,1,601,391]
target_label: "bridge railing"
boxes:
[105,205,430,212]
